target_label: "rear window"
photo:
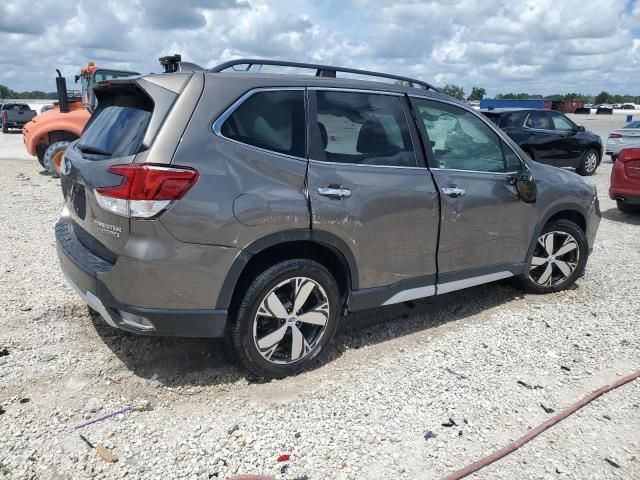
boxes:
[220,90,305,157]
[482,113,501,126]
[78,88,153,158]
[2,104,30,111]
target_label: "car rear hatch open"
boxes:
[60,75,195,262]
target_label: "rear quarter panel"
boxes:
[160,75,310,247]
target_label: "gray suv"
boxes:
[56,60,600,378]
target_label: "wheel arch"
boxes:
[216,230,358,312]
[526,204,588,261]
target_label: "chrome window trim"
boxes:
[429,167,519,176]
[309,86,403,96]
[309,158,427,171]
[212,87,307,161]
[409,94,529,171]
[312,88,420,168]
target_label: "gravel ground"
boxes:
[1,120,639,480]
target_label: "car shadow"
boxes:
[90,280,524,388]
[601,206,640,225]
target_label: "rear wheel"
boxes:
[517,219,588,294]
[616,200,640,213]
[229,259,340,378]
[577,148,599,175]
[43,141,71,177]
[611,154,618,162]
[2,124,7,134]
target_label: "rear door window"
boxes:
[220,90,305,158]
[526,111,553,130]
[311,91,417,167]
[503,111,529,128]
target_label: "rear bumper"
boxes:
[56,217,229,337]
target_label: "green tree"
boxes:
[467,87,486,102]
[442,84,465,101]
[595,91,612,104]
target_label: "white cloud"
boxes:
[0,0,639,96]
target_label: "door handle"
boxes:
[442,186,466,198]
[318,186,352,198]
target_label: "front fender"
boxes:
[22,109,90,156]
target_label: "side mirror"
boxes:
[576,125,585,132]
[510,171,537,203]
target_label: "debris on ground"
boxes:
[424,431,437,441]
[276,453,290,462]
[84,397,103,413]
[604,458,621,469]
[0,348,8,357]
[96,444,118,463]
[74,406,133,430]
[517,380,544,390]
[79,434,94,449]
[540,403,555,414]
[442,417,457,427]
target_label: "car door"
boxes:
[548,111,585,166]
[410,96,536,287]
[306,89,440,304]
[522,111,561,165]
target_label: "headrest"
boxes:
[356,119,392,154]
[318,122,328,149]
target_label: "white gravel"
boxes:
[1,122,639,480]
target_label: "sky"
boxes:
[1,0,640,96]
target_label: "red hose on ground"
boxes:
[442,370,640,480]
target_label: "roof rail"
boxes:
[209,59,439,92]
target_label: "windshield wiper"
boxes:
[77,143,112,156]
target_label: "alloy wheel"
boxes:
[529,231,580,286]
[584,152,598,172]
[252,277,330,365]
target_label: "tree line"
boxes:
[440,85,640,105]
[0,84,57,100]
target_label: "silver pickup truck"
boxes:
[1,103,37,133]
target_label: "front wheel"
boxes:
[43,141,71,177]
[577,148,599,175]
[228,259,341,378]
[517,219,588,294]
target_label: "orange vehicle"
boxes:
[23,62,138,175]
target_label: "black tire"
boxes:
[1,123,7,134]
[617,200,640,214]
[611,154,618,162]
[36,148,46,167]
[516,219,588,294]
[577,148,599,176]
[229,259,341,378]
[43,141,71,177]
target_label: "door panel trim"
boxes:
[382,285,436,305]
[437,271,513,294]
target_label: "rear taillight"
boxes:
[608,133,622,139]
[625,160,640,178]
[1,111,7,121]
[95,164,199,218]
[618,149,640,178]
